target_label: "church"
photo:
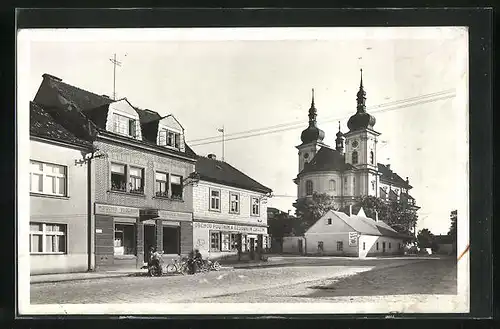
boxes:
[293,70,419,214]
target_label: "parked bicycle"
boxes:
[197,258,221,272]
[166,256,190,275]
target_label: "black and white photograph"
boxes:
[17,25,469,315]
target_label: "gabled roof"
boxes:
[195,156,272,194]
[377,163,412,189]
[298,147,355,177]
[30,101,92,149]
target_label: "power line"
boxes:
[190,92,455,147]
[186,89,455,144]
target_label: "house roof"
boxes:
[298,147,355,176]
[377,163,412,189]
[195,156,272,194]
[30,101,92,149]
[34,74,197,160]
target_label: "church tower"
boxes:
[344,69,381,196]
[296,89,326,173]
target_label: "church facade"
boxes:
[293,70,418,213]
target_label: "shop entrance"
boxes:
[163,226,180,255]
[144,224,156,261]
[249,237,255,260]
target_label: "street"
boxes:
[30,257,456,304]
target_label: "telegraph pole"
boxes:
[109,53,122,100]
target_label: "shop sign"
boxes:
[193,222,267,234]
[348,232,358,246]
[95,203,139,217]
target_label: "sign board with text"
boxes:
[95,203,140,217]
[193,221,267,234]
[348,232,358,246]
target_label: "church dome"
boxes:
[347,69,376,132]
[301,89,325,144]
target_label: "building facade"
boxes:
[192,154,272,260]
[294,71,419,227]
[29,102,93,274]
[304,208,407,257]
[33,73,198,270]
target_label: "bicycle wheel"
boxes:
[212,261,221,271]
[166,264,177,274]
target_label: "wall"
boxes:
[30,139,89,274]
[93,140,195,213]
[282,236,304,254]
[358,234,404,257]
[193,181,268,227]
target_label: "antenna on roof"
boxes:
[109,53,122,100]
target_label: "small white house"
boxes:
[304,208,409,257]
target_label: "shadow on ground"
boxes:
[301,258,457,297]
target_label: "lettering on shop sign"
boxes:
[95,204,139,217]
[95,229,103,234]
[348,232,358,246]
[193,222,267,234]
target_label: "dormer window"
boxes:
[113,113,137,138]
[159,128,181,149]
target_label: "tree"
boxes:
[268,213,295,252]
[417,228,437,251]
[294,192,336,234]
[448,210,457,237]
[349,196,418,236]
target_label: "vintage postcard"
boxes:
[17,26,469,315]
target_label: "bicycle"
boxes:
[166,257,189,275]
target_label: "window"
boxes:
[329,179,336,191]
[389,242,392,249]
[327,218,332,225]
[230,233,239,250]
[370,150,374,164]
[398,243,401,249]
[363,242,366,250]
[210,231,221,251]
[352,151,358,164]
[210,189,221,211]
[306,180,313,195]
[170,175,183,200]
[29,161,67,196]
[230,192,240,214]
[376,242,379,250]
[129,166,144,194]
[251,197,260,216]
[344,177,348,190]
[111,163,127,191]
[114,224,136,255]
[371,181,376,191]
[159,128,181,149]
[29,223,66,254]
[317,241,324,252]
[337,241,343,251]
[155,172,168,197]
[221,233,231,251]
[113,113,137,137]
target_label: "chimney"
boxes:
[208,154,217,160]
[386,164,391,171]
[42,73,62,81]
[349,205,353,216]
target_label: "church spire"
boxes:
[356,68,367,113]
[335,121,345,154]
[308,88,317,126]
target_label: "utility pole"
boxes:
[218,126,225,161]
[109,53,122,100]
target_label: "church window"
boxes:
[329,179,336,191]
[306,180,313,196]
[371,181,376,191]
[370,150,374,164]
[352,151,358,164]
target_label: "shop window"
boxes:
[155,172,168,197]
[29,223,67,254]
[163,226,179,254]
[251,197,260,216]
[129,166,144,194]
[111,163,127,192]
[230,233,239,250]
[305,180,313,196]
[337,241,343,251]
[242,235,248,252]
[114,224,136,255]
[29,160,67,196]
[170,175,183,200]
[230,192,240,214]
[210,231,221,251]
[210,189,221,211]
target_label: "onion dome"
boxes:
[300,88,325,144]
[347,69,376,132]
[335,121,345,152]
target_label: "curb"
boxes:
[31,272,146,285]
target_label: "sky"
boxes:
[20,27,469,235]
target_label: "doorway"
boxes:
[249,237,255,260]
[382,241,386,253]
[144,224,156,261]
